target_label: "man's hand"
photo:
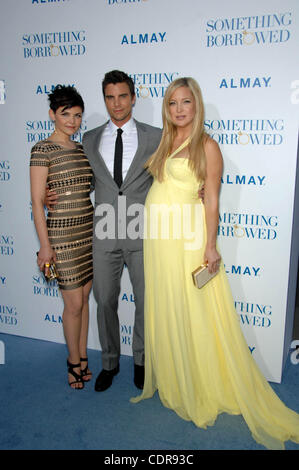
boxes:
[44,187,58,210]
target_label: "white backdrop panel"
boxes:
[0,0,298,383]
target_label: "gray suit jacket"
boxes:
[82,119,162,251]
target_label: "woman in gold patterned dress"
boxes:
[30,86,93,389]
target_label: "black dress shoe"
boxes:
[94,365,119,392]
[134,364,144,389]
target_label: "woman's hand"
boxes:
[198,184,205,202]
[37,246,56,277]
[204,246,221,274]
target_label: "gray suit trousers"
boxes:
[92,245,145,370]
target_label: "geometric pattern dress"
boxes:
[30,140,93,290]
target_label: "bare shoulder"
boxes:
[203,136,223,174]
[204,136,222,157]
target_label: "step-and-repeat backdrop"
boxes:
[0,0,298,383]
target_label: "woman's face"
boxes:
[168,86,196,132]
[49,105,83,138]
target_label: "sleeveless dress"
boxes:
[30,140,93,290]
[131,139,299,450]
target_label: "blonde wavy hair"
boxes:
[146,77,208,182]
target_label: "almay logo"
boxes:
[220,77,271,89]
[121,32,166,45]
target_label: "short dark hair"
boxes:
[102,70,135,97]
[48,85,84,113]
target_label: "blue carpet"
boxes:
[0,332,298,452]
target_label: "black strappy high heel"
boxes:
[80,357,92,382]
[67,360,84,389]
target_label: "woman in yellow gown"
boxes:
[131,77,299,450]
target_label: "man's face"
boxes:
[104,82,136,126]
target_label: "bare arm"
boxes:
[203,138,223,273]
[30,166,56,275]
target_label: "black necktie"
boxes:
[114,128,123,187]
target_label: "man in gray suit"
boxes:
[82,70,162,391]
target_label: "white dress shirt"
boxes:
[99,118,138,181]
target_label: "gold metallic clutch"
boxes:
[36,252,58,281]
[45,262,58,281]
[192,263,218,289]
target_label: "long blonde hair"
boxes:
[146,77,208,182]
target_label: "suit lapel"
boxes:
[89,123,118,190]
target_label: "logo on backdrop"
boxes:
[221,174,266,187]
[206,12,292,47]
[130,72,179,99]
[36,83,75,95]
[0,160,11,182]
[235,300,272,328]
[224,264,261,278]
[33,273,59,298]
[22,30,86,58]
[205,118,284,145]
[121,32,166,45]
[26,119,87,143]
[108,0,149,5]
[32,274,61,324]
[121,291,135,303]
[219,76,271,89]
[0,276,7,286]
[32,0,70,4]
[44,313,63,323]
[0,235,14,256]
[121,324,132,346]
[0,305,18,326]
[218,212,278,240]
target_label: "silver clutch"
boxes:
[192,263,218,289]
